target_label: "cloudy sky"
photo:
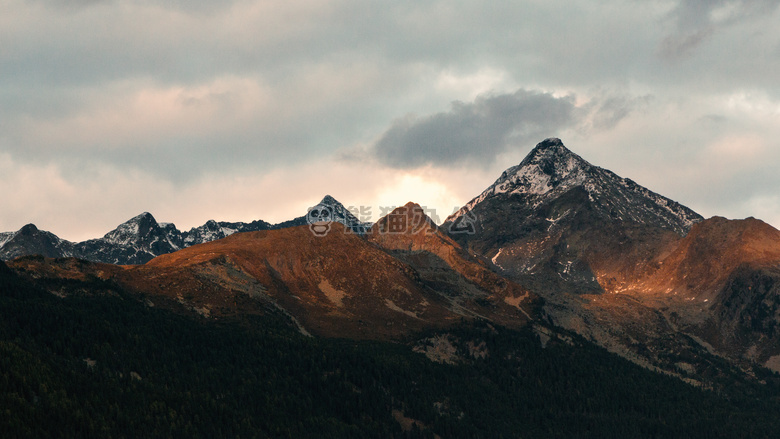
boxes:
[2,0,780,240]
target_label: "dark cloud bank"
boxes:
[373,89,577,168]
[372,88,644,168]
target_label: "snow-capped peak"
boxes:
[309,194,372,233]
[182,220,241,245]
[102,212,160,246]
[447,138,702,235]
[0,232,12,248]
[319,195,340,205]
[449,138,591,220]
[497,137,591,196]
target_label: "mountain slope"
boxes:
[6,137,780,379]
[0,224,75,260]
[367,202,536,325]
[73,212,275,265]
[441,138,720,373]
[5,210,537,340]
[121,223,467,339]
[444,138,702,296]
[6,258,780,438]
[630,217,780,368]
[444,138,780,374]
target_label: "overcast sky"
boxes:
[2,0,780,241]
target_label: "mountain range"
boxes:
[441,138,780,376]
[4,137,780,384]
[0,195,368,264]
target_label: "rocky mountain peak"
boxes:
[1,211,269,265]
[492,138,591,197]
[103,212,161,246]
[524,137,569,160]
[0,223,73,260]
[310,194,371,234]
[447,138,593,222]
[371,202,438,237]
[448,138,701,235]
[320,195,339,205]
[521,137,588,172]
[18,224,41,235]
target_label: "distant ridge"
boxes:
[271,195,372,234]
[0,195,364,264]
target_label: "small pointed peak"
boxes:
[375,203,437,229]
[526,137,571,159]
[515,137,588,177]
[103,212,161,243]
[319,195,340,205]
[128,212,156,223]
[385,202,425,217]
[370,202,441,240]
[540,137,564,147]
[455,138,593,206]
[122,212,159,230]
[19,223,40,234]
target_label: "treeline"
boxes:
[2,260,780,438]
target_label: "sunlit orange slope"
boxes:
[367,202,536,325]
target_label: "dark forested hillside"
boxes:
[2,260,780,438]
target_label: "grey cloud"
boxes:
[31,0,109,11]
[658,28,714,60]
[672,0,780,26]
[583,94,652,131]
[32,0,235,14]
[4,0,777,107]
[372,90,577,168]
[659,0,780,59]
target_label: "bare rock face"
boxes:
[117,203,538,339]
[0,224,75,260]
[126,223,455,339]
[444,138,701,297]
[72,212,183,265]
[5,207,539,342]
[367,202,537,327]
[109,221,533,339]
[636,217,780,369]
[0,197,372,265]
[442,138,780,375]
